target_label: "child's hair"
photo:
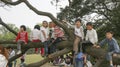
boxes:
[42,21,48,23]
[106,31,114,34]
[20,25,26,31]
[0,45,8,60]
[75,19,81,23]
[34,25,40,30]
[86,22,93,26]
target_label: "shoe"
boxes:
[17,50,21,54]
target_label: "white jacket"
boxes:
[74,26,84,40]
[86,29,98,44]
[30,29,41,41]
[0,54,8,67]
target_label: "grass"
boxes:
[17,54,43,64]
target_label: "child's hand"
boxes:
[93,45,97,47]
[96,46,100,48]
[113,54,117,57]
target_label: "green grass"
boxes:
[17,54,43,64]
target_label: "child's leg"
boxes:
[106,52,114,66]
[73,37,81,54]
[35,48,38,53]
[40,48,44,56]
[17,40,24,51]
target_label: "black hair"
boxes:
[34,25,40,30]
[86,22,93,26]
[43,21,48,23]
[20,25,26,31]
[106,31,114,34]
[75,19,81,23]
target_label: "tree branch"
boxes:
[0,18,17,35]
[26,47,72,67]
[1,0,22,5]
[22,0,74,39]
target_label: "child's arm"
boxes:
[16,32,20,42]
[96,39,107,48]
[41,30,47,40]
[25,32,28,44]
[85,30,88,41]
[94,30,98,44]
[113,40,119,53]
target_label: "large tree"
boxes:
[0,0,120,67]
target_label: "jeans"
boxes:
[8,62,13,67]
[17,40,24,51]
[43,41,50,56]
[75,60,84,67]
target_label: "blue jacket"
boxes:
[99,38,120,52]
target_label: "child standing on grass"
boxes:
[41,21,50,56]
[30,25,41,54]
[16,25,28,54]
[96,31,120,67]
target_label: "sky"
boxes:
[0,0,69,29]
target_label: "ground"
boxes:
[16,54,58,67]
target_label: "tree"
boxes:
[0,0,120,67]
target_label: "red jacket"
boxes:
[16,31,28,43]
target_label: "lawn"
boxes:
[16,54,58,67]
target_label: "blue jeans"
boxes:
[43,41,50,56]
[75,60,84,67]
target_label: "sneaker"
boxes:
[17,50,21,54]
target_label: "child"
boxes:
[96,31,120,67]
[0,45,8,67]
[50,23,65,53]
[73,19,84,54]
[30,25,41,54]
[41,21,50,56]
[82,22,98,53]
[16,25,28,54]
[73,19,84,67]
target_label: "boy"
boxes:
[73,19,84,54]
[82,22,98,53]
[16,25,28,54]
[96,31,120,67]
[41,21,50,56]
[73,19,84,67]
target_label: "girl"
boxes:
[30,25,41,54]
[16,25,28,54]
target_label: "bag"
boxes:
[76,52,84,61]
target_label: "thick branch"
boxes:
[22,0,74,39]
[26,47,72,67]
[86,47,120,66]
[8,48,28,62]
[0,18,17,35]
